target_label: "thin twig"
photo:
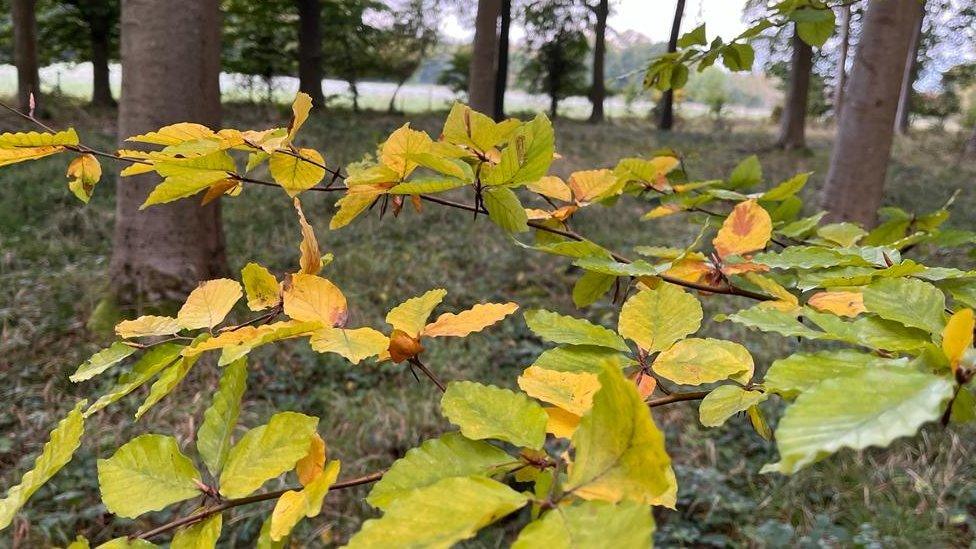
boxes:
[647,391,709,408]
[408,357,447,392]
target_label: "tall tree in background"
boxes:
[832,4,850,119]
[520,0,589,118]
[111,0,227,301]
[777,26,813,149]
[323,0,381,112]
[658,0,685,130]
[586,0,608,123]
[821,0,925,226]
[376,0,439,113]
[492,0,511,120]
[11,0,41,113]
[296,0,325,106]
[469,0,500,116]
[894,2,926,134]
[223,0,295,103]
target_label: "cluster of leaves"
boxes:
[1,92,976,547]
[645,0,839,91]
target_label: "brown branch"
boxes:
[647,391,709,408]
[408,357,447,392]
[132,470,385,541]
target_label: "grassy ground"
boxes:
[2,96,976,547]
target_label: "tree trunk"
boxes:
[894,4,925,135]
[11,0,41,114]
[492,0,511,121]
[777,27,813,150]
[468,0,500,116]
[89,14,116,108]
[658,0,685,130]
[820,0,925,227]
[296,0,325,107]
[110,0,227,304]
[549,93,558,120]
[966,124,976,158]
[388,81,404,113]
[587,0,608,124]
[833,4,850,120]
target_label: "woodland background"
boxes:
[2,0,976,546]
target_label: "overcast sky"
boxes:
[443,0,750,44]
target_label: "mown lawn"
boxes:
[2,98,976,547]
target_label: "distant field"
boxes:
[0,62,772,120]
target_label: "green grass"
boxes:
[2,96,976,547]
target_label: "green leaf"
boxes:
[807,312,931,352]
[698,386,767,427]
[388,177,467,195]
[792,8,835,47]
[93,538,157,549]
[346,476,529,549]
[677,24,707,48]
[171,513,222,549]
[367,433,514,510]
[618,284,702,353]
[529,345,634,374]
[567,363,672,504]
[142,151,236,207]
[70,342,138,382]
[441,381,548,449]
[653,338,754,385]
[86,343,184,416]
[727,155,762,189]
[717,305,826,340]
[764,350,910,398]
[483,113,555,186]
[862,278,947,335]
[572,271,615,308]
[817,222,867,247]
[754,246,871,269]
[0,401,86,530]
[135,352,202,419]
[760,172,810,202]
[513,500,654,548]
[572,257,665,277]
[721,43,755,72]
[764,368,953,474]
[197,358,247,477]
[97,434,201,518]
[219,412,319,498]
[524,309,629,351]
[483,186,529,233]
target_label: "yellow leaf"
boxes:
[286,92,313,144]
[66,154,101,203]
[0,128,78,147]
[128,123,217,146]
[943,308,974,372]
[270,489,307,541]
[177,279,243,330]
[183,320,319,358]
[543,406,580,439]
[745,273,798,312]
[141,151,237,208]
[115,315,181,339]
[0,145,64,167]
[653,338,754,386]
[283,274,348,327]
[567,169,618,204]
[380,124,432,179]
[294,198,322,275]
[526,176,572,202]
[807,291,866,317]
[386,289,447,337]
[329,186,386,230]
[200,178,242,205]
[310,326,389,364]
[241,263,280,311]
[296,434,327,486]
[642,203,684,219]
[518,366,599,416]
[664,258,713,284]
[422,302,519,338]
[269,149,326,197]
[713,199,772,258]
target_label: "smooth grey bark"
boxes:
[89,9,115,107]
[12,0,41,114]
[110,0,227,303]
[469,0,500,116]
[297,0,325,107]
[821,0,925,227]
[492,0,511,121]
[833,4,850,120]
[658,0,685,130]
[587,0,608,123]
[777,28,813,150]
[894,4,925,135]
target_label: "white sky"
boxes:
[443,0,749,44]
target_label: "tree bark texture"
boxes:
[833,4,850,120]
[777,27,813,150]
[110,0,228,304]
[12,0,42,113]
[587,0,608,123]
[821,0,925,227]
[297,0,325,107]
[894,4,925,135]
[658,0,685,130]
[469,0,500,116]
[492,0,511,121]
[89,9,116,107]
